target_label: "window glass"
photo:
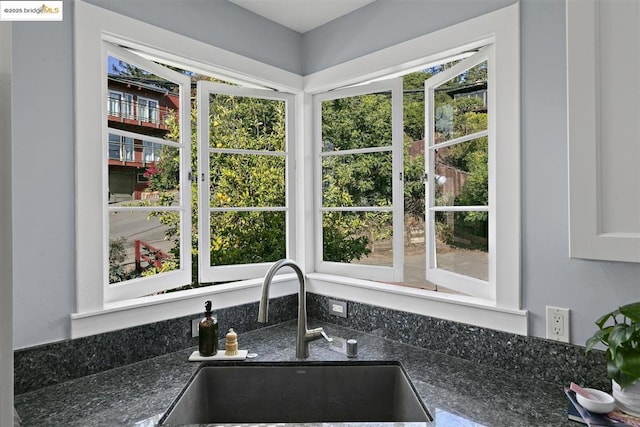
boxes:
[321,93,392,151]
[105,48,190,300]
[108,91,122,116]
[108,210,181,284]
[433,61,488,144]
[426,52,490,296]
[198,83,292,282]
[316,81,402,282]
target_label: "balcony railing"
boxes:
[107,96,173,127]
[134,239,171,273]
[108,139,161,164]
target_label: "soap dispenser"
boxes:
[198,300,218,357]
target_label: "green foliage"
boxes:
[109,237,132,283]
[586,302,640,389]
[322,211,371,263]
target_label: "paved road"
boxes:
[109,203,176,273]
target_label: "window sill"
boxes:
[70,277,298,339]
[306,273,528,335]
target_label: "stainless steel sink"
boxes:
[159,361,432,425]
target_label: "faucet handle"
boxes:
[320,329,333,343]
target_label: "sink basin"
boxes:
[159,361,432,425]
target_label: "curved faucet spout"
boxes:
[258,259,328,358]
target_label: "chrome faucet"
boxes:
[258,259,331,358]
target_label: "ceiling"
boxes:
[229,0,375,33]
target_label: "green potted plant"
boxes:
[586,302,640,416]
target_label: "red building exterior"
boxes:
[107,75,179,201]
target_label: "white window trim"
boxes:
[74,1,524,338]
[73,0,303,338]
[304,3,525,333]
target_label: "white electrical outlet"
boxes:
[546,306,570,343]
[191,319,200,338]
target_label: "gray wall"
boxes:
[302,0,514,75]
[12,0,640,349]
[12,13,76,349]
[85,0,303,75]
[519,0,640,344]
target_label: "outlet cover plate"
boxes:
[546,306,570,343]
[328,299,347,318]
[191,319,200,338]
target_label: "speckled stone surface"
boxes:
[307,294,608,390]
[14,320,578,427]
[14,295,297,395]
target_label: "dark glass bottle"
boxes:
[198,300,218,357]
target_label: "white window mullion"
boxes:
[391,77,404,282]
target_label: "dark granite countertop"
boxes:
[14,320,575,426]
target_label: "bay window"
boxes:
[74,1,522,337]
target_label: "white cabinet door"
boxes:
[567,0,640,263]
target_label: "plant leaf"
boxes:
[608,359,624,386]
[620,302,640,323]
[596,311,617,329]
[617,348,640,380]
[586,329,609,353]
[608,324,633,350]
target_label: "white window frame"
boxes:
[304,3,524,334]
[425,46,493,299]
[74,1,523,338]
[103,43,192,303]
[313,79,404,282]
[73,0,303,338]
[197,81,296,283]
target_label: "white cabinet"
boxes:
[567,0,640,263]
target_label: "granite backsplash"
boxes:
[14,292,607,395]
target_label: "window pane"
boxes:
[208,211,286,266]
[108,133,121,160]
[322,152,392,207]
[108,210,181,284]
[434,137,487,207]
[108,91,122,116]
[107,56,180,142]
[124,94,134,119]
[321,92,392,151]
[322,210,392,266]
[434,60,488,144]
[107,144,181,206]
[208,94,286,151]
[210,153,285,208]
[435,211,488,281]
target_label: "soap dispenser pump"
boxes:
[198,300,218,357]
